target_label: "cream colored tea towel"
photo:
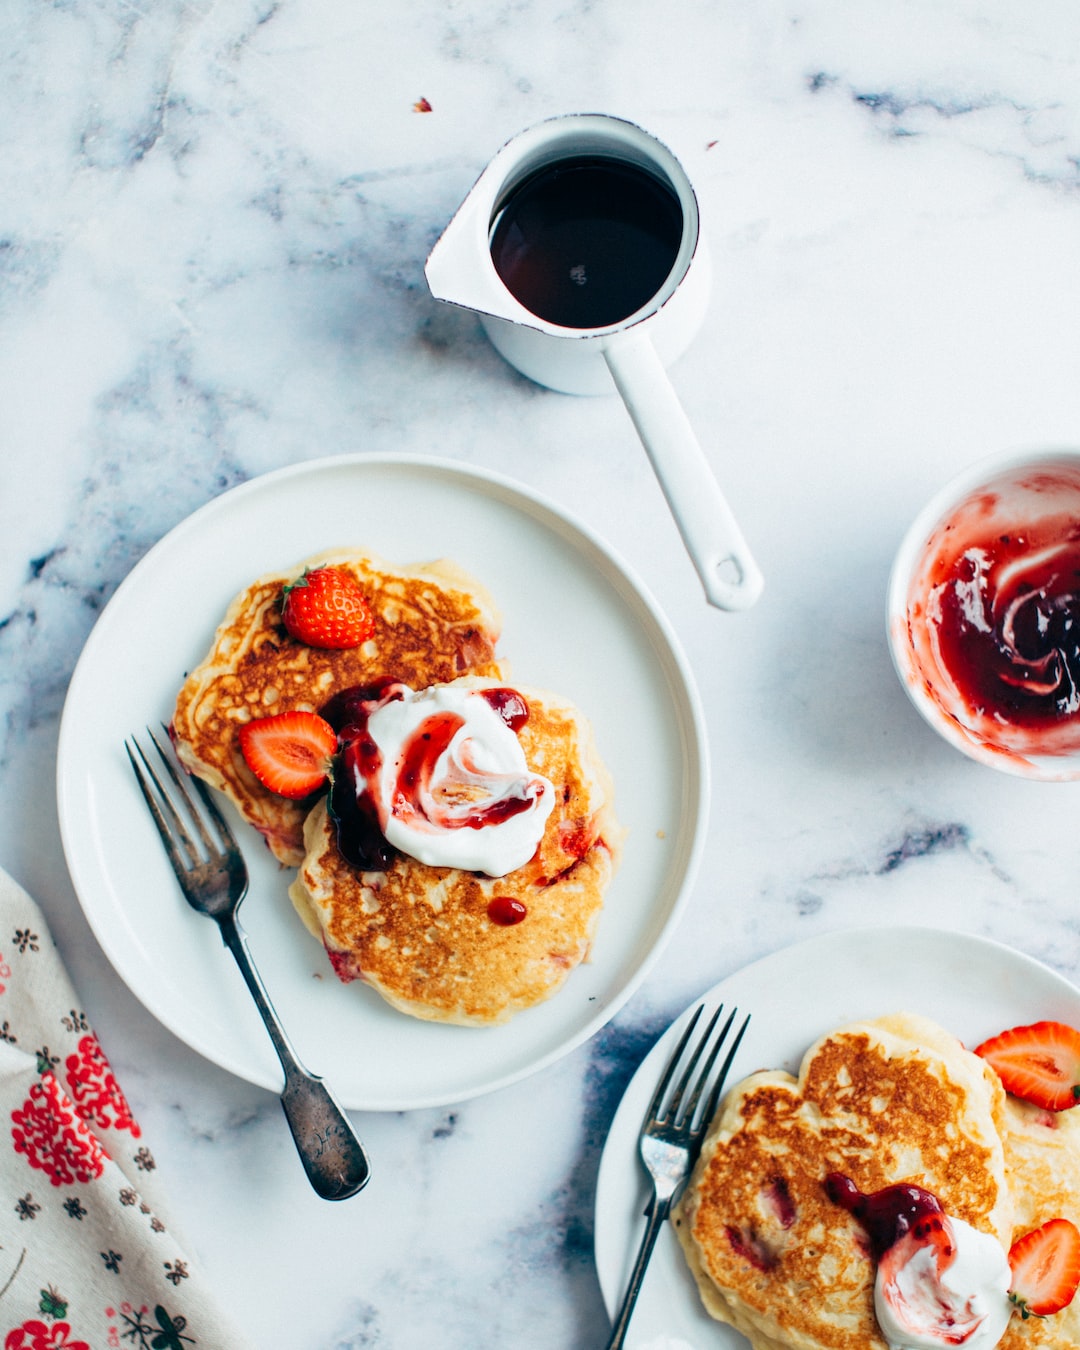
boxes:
[0,867,253,1350]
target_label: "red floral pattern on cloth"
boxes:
[0,867,255,1347]
[11,1072,106,1186]
[63,1034,141,1138]
[4,1321,89,1350]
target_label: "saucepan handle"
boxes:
[603,330,764,612]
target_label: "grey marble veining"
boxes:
[3,1,1080,1346]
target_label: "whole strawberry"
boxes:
[282,567,374,649]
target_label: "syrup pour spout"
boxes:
[425,176,525,324]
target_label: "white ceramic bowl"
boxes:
[888,448,1080,779]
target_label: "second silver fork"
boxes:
[604,1002,750,1349]
[127,728,371,1202]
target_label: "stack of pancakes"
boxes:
[172,549,622,1025]
[290,675,619,1025]
[673,1012,1080,1349]
[173,549,504,867]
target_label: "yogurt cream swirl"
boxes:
[874,1214,1012,1350]
[346,682,555,876]
[826,1175,1012,1350]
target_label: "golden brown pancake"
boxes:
[673,1012,1013,1350]
[172,550,503,866]
[997,1097,1080,1348]
[288,676,623,1025]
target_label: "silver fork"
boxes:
[604,1002,750,1350]
[126,728,371,1202]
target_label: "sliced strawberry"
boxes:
[974,1021,1080,1112]
[1009,1218,1080,1318]
[238,711,337,800]
[282,567,375,649]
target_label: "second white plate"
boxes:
[594,925,1080,1349]
[57,453,708,1111]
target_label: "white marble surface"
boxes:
[3,1,1080,1346]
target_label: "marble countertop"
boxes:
[3,1,1080,1346]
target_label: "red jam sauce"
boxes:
[324,681,402,871]
[825,1173,947,1260]
[487,896,528,925]
[926,523,1080,724]
[321,682,538,871]
[390,707,542,833]
[903,468,1080,763]
[480,687,530,732]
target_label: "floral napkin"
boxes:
[0,866,253,1350]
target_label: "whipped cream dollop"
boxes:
[874,1215,1012,1350]
[354,683,555,876]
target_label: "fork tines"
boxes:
[649,1003,750,1134]
[125,726,236,870]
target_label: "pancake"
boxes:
[997,1096,1080,1348]
[172,549,503,866]
[288,676,623,1025]
[673,1012,1013,1350]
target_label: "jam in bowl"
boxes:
[888,448,1080,779]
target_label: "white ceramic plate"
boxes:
[57,453,707,1112]
[594,925,1080,1350]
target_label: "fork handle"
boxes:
[218,917,371,1202]
[603,1193,673,1350]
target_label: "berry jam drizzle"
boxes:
[393,709,541,832]
[929,526,1080,726]
[329,733,397,871]
[825,1173,947,1260]
[394,711,463,817]
[480,687,530,732]
[487,896,528,926]
[322,682,539,869]
[320,678,399,736]
[324,681,402,871]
